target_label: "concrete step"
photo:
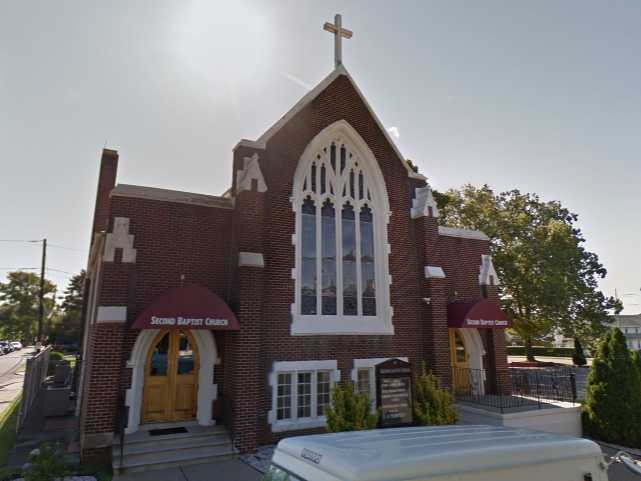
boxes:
[112,425,236,474]
[113,443,237,473]
[114,425,228,448]
[113,433,231,457]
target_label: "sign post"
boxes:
[375,358,414,427]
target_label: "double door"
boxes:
[143,330,199,423]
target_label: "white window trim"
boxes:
[290,120,394,336]
[268,360,340,432]
[351,357,408,412]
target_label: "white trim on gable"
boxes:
[236,153,267,193]
[479,254,500,286]
[233,65,425,181]
[438,226,490,241]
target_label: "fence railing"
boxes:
[17,346,51,430]
[452,366,577,413]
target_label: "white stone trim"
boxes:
[111,184,234,209]
[104,217,137,263]
[124,329,218,434]
[438,226,490,241]
[424,266,446,279]
[233,65,425,181]
[96,306,127,323]
[268,360,339,433]
[290,120,394,336]
[236,153,267,193]
[238,252,265,268]
[457,328,486,396]
[411,184,439,219]
[479,254,500,286]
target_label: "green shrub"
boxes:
[572,338,587,366]
[325,383,378,432]
[414,363,458,425]
[582,329,641,447]
[23,443,69,481]
[47,351,65,376]
[507,346,575,357]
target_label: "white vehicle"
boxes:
[265,425,631,481]
[10,341,22,350]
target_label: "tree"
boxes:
[583,329,641,447]
[325,383,378,432]
[47,271,85,346]
[414,363,458,425]
[0,271,56,341]
[437,185,621,361]
[572,338,587,366]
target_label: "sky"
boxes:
[1,0,640,312]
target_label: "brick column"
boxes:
[80,217,136,463]
[484,277,511,394]
[413,184,452,388]
[228,152,267,453]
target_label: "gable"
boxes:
[235,65,425,182]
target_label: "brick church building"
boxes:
[78,15,510,466]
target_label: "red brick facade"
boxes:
[78,69,509,460]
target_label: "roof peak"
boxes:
[234,65,425,181]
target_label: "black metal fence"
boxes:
[452,366,577,413]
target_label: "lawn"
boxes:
[0,395,21,466]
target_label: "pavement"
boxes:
[0,346,35,418]
[113,459,263,481]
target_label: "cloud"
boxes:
[280,71,313,91]
[387,126,400,139]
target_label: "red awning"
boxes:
[132,284,240,331]
[447,299,511,329]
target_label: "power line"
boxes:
[0,239,41,243]
[48,243,85,252]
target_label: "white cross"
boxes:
[323,14,353,68]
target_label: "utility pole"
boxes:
[36,238,47,350]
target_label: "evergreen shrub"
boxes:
[414,362,458,425]
[582,329,641,447]
[325,383,378,432]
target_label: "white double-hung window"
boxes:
[269,360,339,432]
[291,121,393,335]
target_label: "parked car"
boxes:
[266,425,613,481]
[0,341,13,354]
[10,341,22,350]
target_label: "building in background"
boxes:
[613,314,641,351]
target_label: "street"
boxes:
[0,346,35,417]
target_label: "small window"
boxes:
[297,372,312,418]
[277,373,292,421]
[316,371,331,416]
[149,333,169,376]
[356,368,371,400]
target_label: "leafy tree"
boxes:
[572,338,587,366]
[437,185,621,361]
[325,383,378,432]
[414,363,458,425]
[582,329,641,447]
[48,271,85,345]
[0,271,56,341]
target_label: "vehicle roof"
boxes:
[274,425,601,481]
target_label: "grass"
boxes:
[0,395,21,466]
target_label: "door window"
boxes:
[149,333,170,376]
[454,331,466,364]
[176,331,196,375]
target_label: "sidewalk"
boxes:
[113,459,262,481]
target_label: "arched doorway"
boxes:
[142,330,199,423]
[449,329,470,394]
[449,328,486,396]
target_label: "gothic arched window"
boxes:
[291,121,393,335]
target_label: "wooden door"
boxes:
[143,330,199,423]
[449,329,470,395]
